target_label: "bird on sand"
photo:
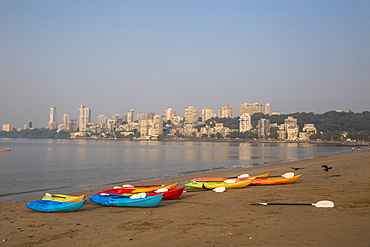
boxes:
[290,167,305,171]
[322,165,332,172]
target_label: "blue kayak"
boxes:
[90,193,163,207]
[26,200,86,212]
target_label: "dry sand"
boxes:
[1,150,369,247]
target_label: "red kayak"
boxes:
[99,187,185,200]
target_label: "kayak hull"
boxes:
[89,193,163,207]
[102,187,185,200]
[41,194,86,202]
[189,173,270,182]
[26,200,86,212]
[250,174,302,185]
[116,182,179,192]
[185,179,253,189]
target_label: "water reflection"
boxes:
[0,139,360,203]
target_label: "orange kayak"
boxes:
[250,174,302,185]
[189,173,270,182]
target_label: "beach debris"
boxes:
[290,167,305,171]
[322,165,332,172]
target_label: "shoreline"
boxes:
[1,150,369,246]
[0,145,358,204]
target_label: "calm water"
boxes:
[0,138,358,203]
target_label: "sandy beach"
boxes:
[1,150,369,247]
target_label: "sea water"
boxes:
[0,138,358,202]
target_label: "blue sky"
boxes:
[1,0,369,128]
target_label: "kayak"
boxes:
[185,179,253,189]
[101,187,185,200]
[189,173,270,182]
[26,200,86,212]
[115,182,179,191]
[89,193,163,207]
[41,194,86,202]
[250,174,302,185]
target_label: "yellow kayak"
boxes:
[42,194,86,203]
[185,179,253,189]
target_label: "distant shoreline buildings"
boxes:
[2,102,320,141]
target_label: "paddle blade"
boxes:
[313,200,334,208]
[281,172,295,178]
[113,186,121,189]
[45,193,52,197]
[130,192,146,199]
[122,184,134,187]
[213,187,226,193]
[237,174,250,178]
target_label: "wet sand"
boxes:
[1,150,369,247]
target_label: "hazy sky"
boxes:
[1,1,369,128]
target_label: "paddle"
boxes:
[250,200,334,208]
[225,172,294,179]
[268,172,295,179]
[99,192,147,199]
[45,193,70,198]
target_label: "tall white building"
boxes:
[98,115,108,126]
[79,105,91,132]
[127,109,135,124]
[62,114,70,125]
[264,103,271,115]
[202,108,216,122]
[239,113,252,132]
[257,118,270,138]
[218,105,233,118]
[165,108,176,121]
[153,115,163,135]
[47,106,58,129]
[185,106,199,124]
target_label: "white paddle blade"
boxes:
[155,188,168,193]
[100,193,111,196]
[237,174,250,178]
[122,184,134,187]
[130,192,146,199]
[113,186,121,189]
[213,187,226,193]
[313,200,334,208]
[224,179,237,184]
[282,172,295,178]
[45,193,52,197]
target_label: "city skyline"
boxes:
[1,1,369,128]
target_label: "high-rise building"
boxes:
[257,118,270,138]
[69,119,78,132]
[127,109,135,124]
[98,115,108,126]
[153,115,163,135]
[240,103,262,116]
[202,108,216,122]
[79,105,91,132]
[239,113,252,132]
[165,108,176,121]
[62,114,70,125]
[47,106,58,129]
[2,123,12,132]
[137,113,155,121]
[264,103,271,115]
[185,106,199,124]
[218,105,233,118]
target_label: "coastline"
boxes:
[1,150,369,246]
